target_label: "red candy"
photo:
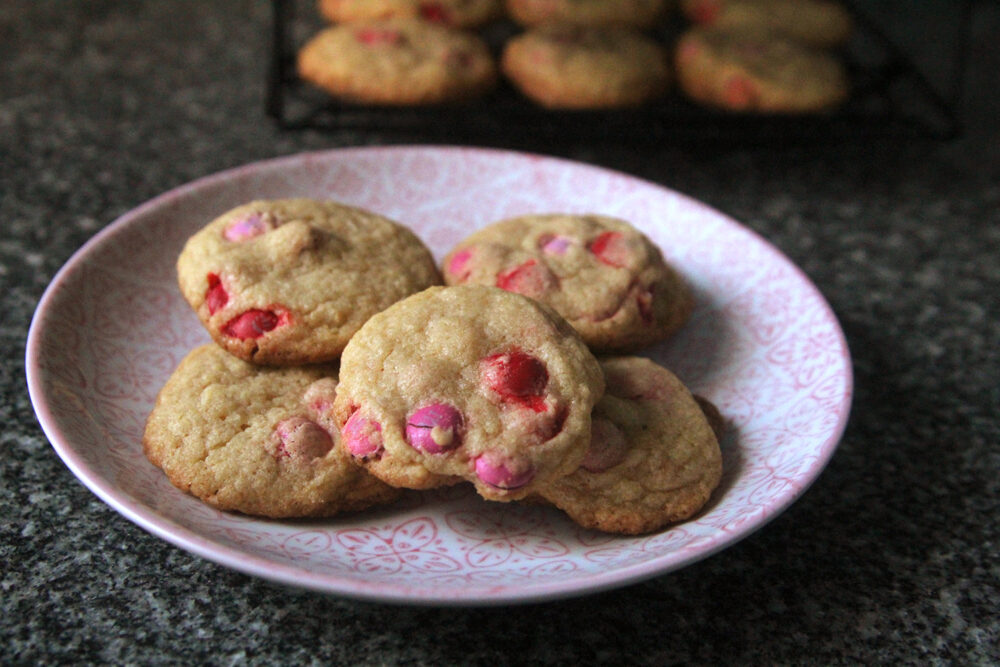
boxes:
[356,27,402,45]
[419,3,451,24]
[723,76,758,109]
[690,0,721,23]
[495,259,556,297]
[588,231,630,268]
[481,349,548,412]
[222,308,285,339]
[205,273,228,315]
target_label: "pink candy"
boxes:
[580,417,628,472]
[342,410,383,459]
[223,212,273,242]
[405,403,464,454]
[539,234,573,255]
[474,453,535,490]
[447,248,474,281]
[274,416,333,460]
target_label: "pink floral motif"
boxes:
[447,506,569,567]
[335,518,461,574]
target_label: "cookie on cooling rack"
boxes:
[297,18,497,105]
[501,24,671,108]
[674,26,849,112]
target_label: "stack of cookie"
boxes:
[144,199,724,535]
[294,0,853,113]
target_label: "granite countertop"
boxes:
[3,1,998,663]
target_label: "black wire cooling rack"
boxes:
[265,0,970,145]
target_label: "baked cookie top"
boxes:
[506,0,670,28]
[501,24,671,108]
[332,285,605,502]
[674,25,849,112]
[442,214,692,352]
[297,18,497,105]
[143,344,400,519]
[318,0,504,28]
[680,0,853,48]
[537,356,723,535]
[176,198,441,366]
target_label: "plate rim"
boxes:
[25,144,853,605]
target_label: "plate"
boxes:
[26,146,852,605]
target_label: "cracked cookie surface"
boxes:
[442,213,692,351]
[333,285,604,502]
[536,356,723,534]
[176,198,441,365]
[143,344,400,518]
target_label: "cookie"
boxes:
[318,0,504,29]
[505,0,670,28]
[176,198,441,366]
[680,0,852,48]
[332,285,605,502]
[442,214,692,352]
[674,26,849,112]
[536,357,723,535]
[297,19,497,105]
[143,344,400,518]
[501,24,670,108]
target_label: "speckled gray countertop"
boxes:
[3,1,998,664]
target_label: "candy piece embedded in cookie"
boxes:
[674,26,849,112]
[176,198,441,366]
[333,285,605,502]
[142,345,401,518]
[680,0,853,48]
[501,24,670,109]
[318,0,504,29]
[536,356,723,535]
[297,18,498,105]
[505,0,671,28]
[442,214,693,352]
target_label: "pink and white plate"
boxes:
[26,146,852,605]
